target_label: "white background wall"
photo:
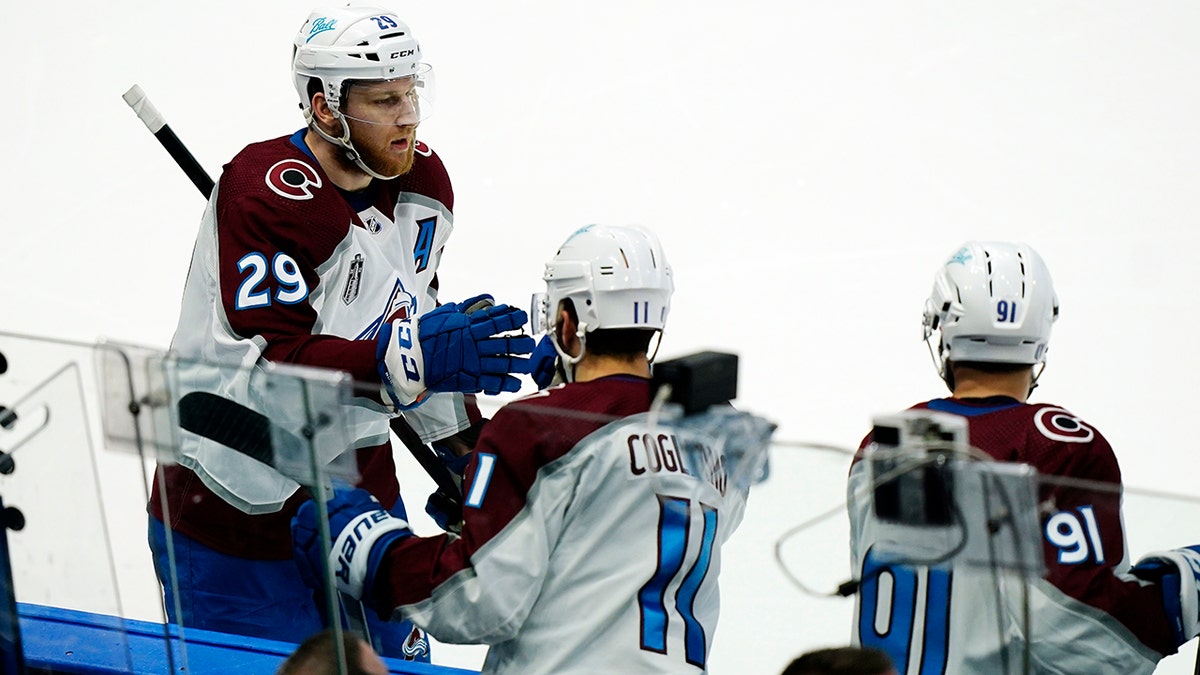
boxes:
[4,1,1200,673]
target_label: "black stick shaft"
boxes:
[154,125,214,198]
[122,85,214,198]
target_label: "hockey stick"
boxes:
[122,86,214,198]
[121,84,465,517]
[175,392,275,466]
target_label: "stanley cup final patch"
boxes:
[342,254,364,305]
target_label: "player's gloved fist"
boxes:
[432,439,474,478]
[1131,545,1200,647]
[417,294,536,395]
[529,334,560,390]
[425,488,463,534]
[291,488,412,602]
[425,441,467,533]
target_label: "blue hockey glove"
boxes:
[378,295,536,409]
[529,334,560,389]
[419,295,536,394]
[425,488,463,534]
[423,421,486,533]
[432,439,474,478]
[1131,545,1200,647]
[292,488,412,602]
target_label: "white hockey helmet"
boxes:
[292,3,434,178]
[533,225,674,373]
[923,241,1059,385]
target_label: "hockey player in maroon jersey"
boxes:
[293,225,758,674]
[848,241,1198,674]
[148,4,533,658]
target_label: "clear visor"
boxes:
[339,64,436,126]
[530,292,550,334]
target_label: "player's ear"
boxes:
[310,92,342,134]
[556,308,579,356]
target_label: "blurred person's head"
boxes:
[276,629,388,675]
[781,646,897,675]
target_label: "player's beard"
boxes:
[351,125,417,178]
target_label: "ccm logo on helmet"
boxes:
[391,49,416,59]
[265,159,322,200]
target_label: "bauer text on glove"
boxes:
[291,488,412,602]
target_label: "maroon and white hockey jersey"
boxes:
[370,376,747,674]
[152,130,472,558]
[849,396,1174,675]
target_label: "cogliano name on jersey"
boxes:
[627,431,727,496]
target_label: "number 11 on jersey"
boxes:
[638,496,718,669]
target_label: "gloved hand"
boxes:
[1131,545,1200,648]
[422,422,486,533]
[377,295,536,409]
[529,334,560,389]
[425,488,463,534]
[432,438,474,478]
[292,488,412,602]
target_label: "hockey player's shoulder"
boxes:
[399,140,453,204]
[1024,402,1104,445]
[490,384,590,429]
[482,386,570,450]
[222,135,334,206]
[508,384,570,409]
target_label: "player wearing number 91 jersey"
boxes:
[848,242,1179,675]
[292,225,751,674]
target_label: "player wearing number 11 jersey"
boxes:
[848,242,1180,674]
[293,225,751,674]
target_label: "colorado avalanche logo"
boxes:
[265,159,322,200]
[414,140,432,157]
[1034,407,1095,443]
[401,626,430,660]
[383,280,417,323]
[356,279,419,340]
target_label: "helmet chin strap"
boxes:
[930,337,1047,399]
[550,322,588,383]
[548,323,665,384]
[305,107,403,181]
[1027,362,1047,397]
[925,335,954,393]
